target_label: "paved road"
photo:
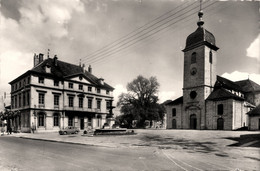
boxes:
[0,130,259,171]
[0,137,175,171]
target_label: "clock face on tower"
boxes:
[190,67,197,75]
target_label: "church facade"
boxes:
[165,10,260,130]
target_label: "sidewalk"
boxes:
[6,131,142,148]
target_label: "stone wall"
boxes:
[249,115,260,130]
[166,104,183,129]
[205,99,233,130]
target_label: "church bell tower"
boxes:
[182,8,219,129]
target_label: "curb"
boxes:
[19,136,117,148]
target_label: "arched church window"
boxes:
[217,104,223,115]
[191,52,196,64]
[209,51,213,64]
[172,108,176,117]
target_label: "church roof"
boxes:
[247,104,260,116]
[182,10,219,52]
[165,96,183,105]
[206,88,244,101]
[235,79,260,92]
[184,27,217,51]
[10,57,114,90]
[215,76,243,92]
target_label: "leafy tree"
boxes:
[117,75,165,128]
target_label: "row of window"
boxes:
[171,104,224,117]
[38,77,110,95]
[38,113,60,127]
[11,92,30,108]
[39,93,110,110]
[38,113,93,127]
[191,51,212,64]
[12,77,31,92]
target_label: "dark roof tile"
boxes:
[207,88,244,101]
[235,79,260,92]
[247,104,260,116]
[14,58,114,90]
[165,96,183,105]
[215,76,242,92]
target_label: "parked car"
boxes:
[59,126,79,135]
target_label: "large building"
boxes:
[9,54,114,133]
[165,10,260,130]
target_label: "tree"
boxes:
[117,75,165,128]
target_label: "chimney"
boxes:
[39,53,44,63]
[54,55,58,66]
[82,64,85,71]
[33,53,39,67]
[88,65,92,74]
[99,78,104,85]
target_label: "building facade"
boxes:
[9,54,114,133]
[165,10,260,130]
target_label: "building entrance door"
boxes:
[217,118,224,130]
[80,118,84,130]
[190,114,197,129]
[172,119,176,129]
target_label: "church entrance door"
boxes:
[172,119,176,129]
[217,118,224,130]
[190,114,197,129]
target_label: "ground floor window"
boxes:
[38,113,45,127]
[53,113,59,126]
[68,116,73,126]
[88,118,92,127]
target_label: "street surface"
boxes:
[0,129,259,171]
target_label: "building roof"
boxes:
[206,88,244,101]
[235,79,260,92]
[247,104,260,116]
[215,75,242,92]
[165,96,183,106]
[183,27,219,52]
[9,57,114,90]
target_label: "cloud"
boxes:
[0,0,85,95]
[246,34,260,59]
[222,71,260,85]
[158,91,176,103]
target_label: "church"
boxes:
[165,10,260,130]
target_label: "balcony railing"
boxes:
[38,104,45,108]
[63,106,99,112]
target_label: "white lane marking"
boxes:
[162,150,188,171]
[167,152,204,171]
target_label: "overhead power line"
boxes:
[81,1,196,63]
[84,1,217,65]
[93,1,224,66]
[81,1,191,63]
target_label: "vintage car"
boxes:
[59,126,79,135]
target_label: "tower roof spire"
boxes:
[197,0,204,27]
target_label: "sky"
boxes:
[0,0,259,107]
